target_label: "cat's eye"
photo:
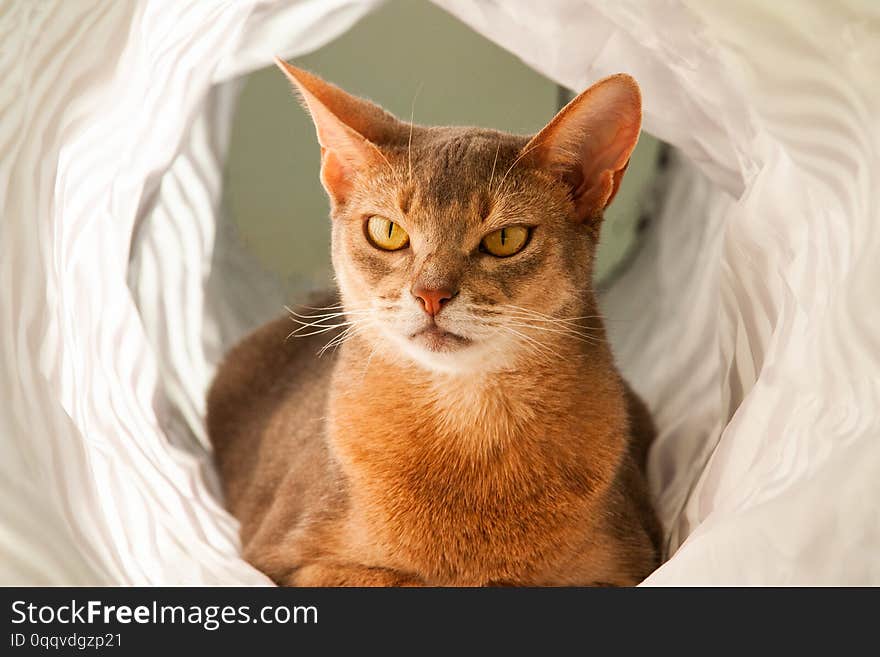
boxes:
[366,216,409,251]
[480,226,530,257]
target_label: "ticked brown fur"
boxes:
[207,62,662,586]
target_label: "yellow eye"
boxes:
[366,216,409,251]
[480,226,530,257]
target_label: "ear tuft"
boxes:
[523,74,642,221]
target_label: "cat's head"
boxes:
[277,59,641,374]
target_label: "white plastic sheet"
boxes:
[1,0,878,584]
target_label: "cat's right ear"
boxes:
[275,58,399,207]
[523,74,642,222]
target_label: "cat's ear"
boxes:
[275,58,401,207]
[524,74,641,221]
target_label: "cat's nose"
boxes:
[412,285,458,317]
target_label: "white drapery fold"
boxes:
[1,0,877,584]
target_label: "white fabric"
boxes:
[1,0,878,584]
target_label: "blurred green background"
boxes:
[222,0,658,291]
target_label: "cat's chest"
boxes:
[330,414,599,584]
[325,361,622,583]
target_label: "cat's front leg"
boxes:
[285,562,424,587]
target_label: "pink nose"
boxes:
[412,285,457,317]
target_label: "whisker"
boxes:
[287,310,373,336]
[296,303,345,311]
[493,138,547,199]
[497,326,540,360]
[487,139,501,194]
[317,322,371,357]
[286,303,372,314]
[316,326,355,357]
[502,311,604,330]
[407,82,423,181]
[288,311,345,321]
[501,303,601,321]
[505,322,608,346]
[287,303,341,312]
[288,318,353,330]
[502,326,564,361]
[287,321,355,340]
[371,144,394,175]
[500,312,605,334]
[288,326,335,341]
[499,304,615,329]
[513,309,632,325]
[287,320,349,333]
[283,301,378,355]
[287,314,356,329]
[288,309,373,321]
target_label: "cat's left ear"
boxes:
[275,58,403,207]
[523,74,641,221]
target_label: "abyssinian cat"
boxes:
[207,59,662,586]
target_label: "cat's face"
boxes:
[278,61,641,374]
[329,130,591,373]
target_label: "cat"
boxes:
[206,59,662,586]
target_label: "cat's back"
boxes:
[206,300,339,539]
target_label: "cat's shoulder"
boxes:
[206,292,341,446]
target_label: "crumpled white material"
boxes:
[1,0,878,585]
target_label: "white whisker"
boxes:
[502,326,563,361]
[487,139,501,194]
[500,304,610,331]
[492,138,547,206]
[407,82,423,181]
[288,309,372,321]
[505,321,606,346]
[288,322,355,339]
[317,322,371,357]
[502,311,603,330]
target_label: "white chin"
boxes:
[385,331,487,374]
[402,340,476,374]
